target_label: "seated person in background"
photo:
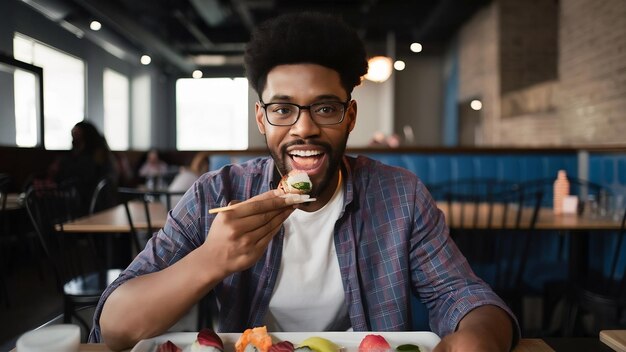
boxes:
[138,149,170,189]
[168,152,210,206]
[91,12,517,352]
[55,121,118,212]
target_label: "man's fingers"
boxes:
[249,207,294,248]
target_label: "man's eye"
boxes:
[272,105,295,115]
[314,104,338,115]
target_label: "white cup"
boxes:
[16,324,80,352]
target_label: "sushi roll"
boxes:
[185,328,223,352]
[235,326,273,352]
[269,341,295,352]
[295,336,340,352]
[358,334,391,352]
[279,170,312,194]
[158,340,182,352]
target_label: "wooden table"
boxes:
[437,201,622,231]
[61,200,621,235]
[3,192,24,211]
[600,330,626,351]
[11,338,554,352]
[59,202,168,233]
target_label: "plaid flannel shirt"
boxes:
[90,155,518,342]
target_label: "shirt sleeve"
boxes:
[88,182,206,342]
[409,182,521,341]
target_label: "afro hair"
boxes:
[244,12,368,97]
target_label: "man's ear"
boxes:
[255,102,266,135]
[347,100,357,133]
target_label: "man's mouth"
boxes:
[287,149,326,173]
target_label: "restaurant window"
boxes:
[176,77,248,150]
[13,33,85,150]
[103,68,129,150]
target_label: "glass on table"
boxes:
[585,194,599,218]
[612,194,624,221]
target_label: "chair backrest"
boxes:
[0,174,11,233]
[441,180,544,293]
[117,188,185,252]
[23,184,86,289]
[89,177,118,214]
[607,206,626,297]
[434,178,520,229]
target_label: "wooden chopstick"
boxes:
[208,203,240,214]
[208,195,316,214]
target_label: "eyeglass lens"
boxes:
[264,102,345,126]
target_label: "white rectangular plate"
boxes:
[131,331,441,352]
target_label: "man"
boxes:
[91,12,518,351]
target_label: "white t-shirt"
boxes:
[263,175,350,331]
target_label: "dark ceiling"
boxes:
[26,0,492,74]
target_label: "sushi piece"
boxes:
[279,170,312,194]
[358,334,391,352]
[158,340,182,352]
[186,329,224,352]
[295,336,340,352]
[269,341,295,352]
[235,326,273,352]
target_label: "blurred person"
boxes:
[55,121,118,213]
[168,152,210,206]
[138,149,170,189]
[138,149,169,179]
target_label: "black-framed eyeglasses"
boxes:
[259,100,351,126]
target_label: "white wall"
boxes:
[350,78,395,147]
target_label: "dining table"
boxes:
[437,201,623,231]
[61,200,623,235]
[600,330,626,351]
[8,338,558,351]
[437,201,623,283]
[58,201,168,234]
[3,192,24,211]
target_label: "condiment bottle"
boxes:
[553,170,570,215]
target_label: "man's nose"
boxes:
[290,109,321,138]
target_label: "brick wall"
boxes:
[558,0,626,145]
[458,4,500,144]
[458,0,626,146]
[499,0,558,94]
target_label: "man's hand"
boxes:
[433,305,515,352]
[202,189,298,276]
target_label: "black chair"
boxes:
[24,184,121,337]
[89,177,118,214]
[561,206,626,336]
[0,173,11,307]
[520,177,615,334]
[117,187,185,253]
[440,179,544,328]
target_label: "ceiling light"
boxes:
[394,60,406,71]
[364,56,393,83]
[470,99,483,111]
[192,70,203,79]
[410,42,423,53]
[140,55,152,65]
[192,55,227,66]
[89,20,102,31]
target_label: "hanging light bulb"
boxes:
[364,56,393,83]
[140,55,152,65]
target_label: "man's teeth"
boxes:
[289,150,322,157]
